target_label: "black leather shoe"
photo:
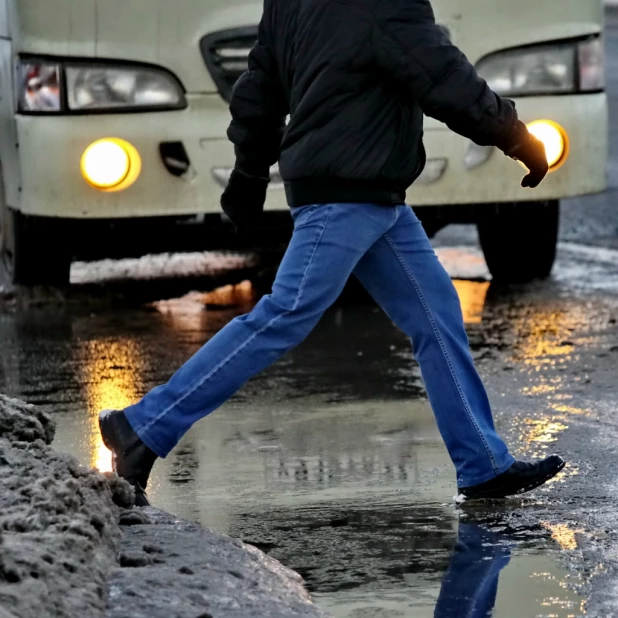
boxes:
[459,455,566,500]
[99,410,158,507]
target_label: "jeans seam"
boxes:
[293,204,334,309]
[383,233,498,473]
[136,205,335,438]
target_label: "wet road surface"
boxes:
[2,10,618,618]
[2,264,618,617]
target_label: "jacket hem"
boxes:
[285,178,407,207]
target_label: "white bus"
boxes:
[0,0,607,285]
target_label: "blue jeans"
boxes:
[125,203,514,487]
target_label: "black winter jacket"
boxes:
[227,0,528,208]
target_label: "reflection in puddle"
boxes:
[166,399,447,521]
[520,417,569,446]
[452,280,490,325]
[78,337,144,472]
[511,307,587,368]
[151,282,256,336]
[434,523,511,618]
[150,293,211,335]
[542,522,584,551]
[305,510,584,618]
[523,382,561,397]
[509,304,596,464]
[152,280,255,315]
[549,403,591,417]
[202,280,256,307]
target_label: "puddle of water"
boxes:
[55,395,452,526]
[50,385,583,618]
[315,536,583,618]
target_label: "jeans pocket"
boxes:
[292,204,321,228]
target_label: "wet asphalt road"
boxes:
[3,13,618,618]
[5,274,618,617]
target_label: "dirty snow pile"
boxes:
[0,395,133,618]
[0,395,331,618]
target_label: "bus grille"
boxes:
[200,27,258,102]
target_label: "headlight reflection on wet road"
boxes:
[78,337,145,473]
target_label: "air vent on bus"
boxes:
[200,27,258,103]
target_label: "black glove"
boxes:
[220,169,269,234]
[506,132,549,189]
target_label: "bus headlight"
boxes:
[17,60,186,113]
[66,65,186,112]
[476,36,604,97]
[526,120,569,171]
[80,138,142,192]
[17,62,62,112]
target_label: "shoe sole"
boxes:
[460,458,566,501]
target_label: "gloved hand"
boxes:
[506,132,549,189]
[220,169,269,236]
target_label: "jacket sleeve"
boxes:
[372,0,527,152]
[227,20,288,179]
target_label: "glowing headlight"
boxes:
[526,120,569,170]
[80,138,142,192]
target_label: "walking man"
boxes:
[100,0,565,506]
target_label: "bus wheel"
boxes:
[1,207,71,286]
[477,200,559,284]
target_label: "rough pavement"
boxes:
[110,509,331,618]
